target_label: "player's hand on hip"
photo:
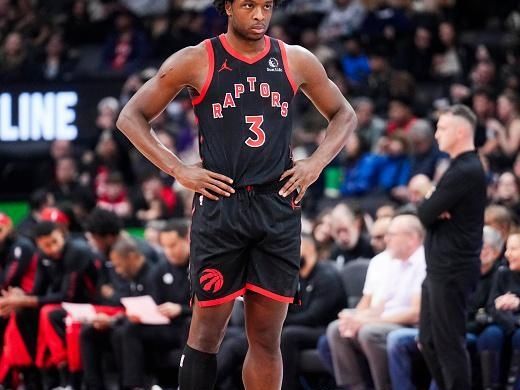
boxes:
[175,163,235,201]
[279,158,322,204]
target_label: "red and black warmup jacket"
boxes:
[31,238,100,305]
[0,235,38,293]
[0,239,101,378]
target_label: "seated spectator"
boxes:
[491,172,520,217]
[0,31,33,82]
[359,1,413,45]
[100,9,148,75]
[0,212,38,294]
[325,214,426,390]
[353,97,386,152]
[318,0,365,43]
[16,189,56,239]
[0,222,99,389]
[96,171,133,220]
[133,173,184,223]
[469,59,499,94]
[385,97,417,135]
[80,237,156,390]
[113,220,191,390]
[63,0,101,46]
[299,28,336,64]
[395,26,434,83]
[375,203,397,220]
[340,35,370,87]
[339,133,379,197]
[48,157,95,208]
[376,132,412,195]
[484,204,514,243]
[407,119,448,180]
[386,225,503,390]
[393,174,433,210]
[473,88,496,151]
[81,97,135,186]
[365,47,415,117]
[311,208,334,261]
[477,232,520,390]
[368,216,391,255]
[329,203,374,267]
[486,92,520,166]
[84,208,160,306]
[317,214,392,373]
[432,21,468,83]
[35,32,76,81]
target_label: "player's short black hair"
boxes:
[446,104,477,131]
[84,207,122,236]
[33,221,59,238]
[161,219,190,238]
[213,0,283,16]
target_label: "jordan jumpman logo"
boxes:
[218,59,232,72]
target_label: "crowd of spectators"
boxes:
[1,0,520,389]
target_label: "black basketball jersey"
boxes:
[190,34,298,187]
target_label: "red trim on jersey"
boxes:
[278,40,298,95]
[245,283,295,303]
[219,34,271,65]
[192,39,215,106]
[197,288,246,307]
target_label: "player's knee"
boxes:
[189,322,228,353]
[247,325,281,356]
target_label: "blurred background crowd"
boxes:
[1,0,520,389]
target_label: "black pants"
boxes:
[419,271,479,390]
[48,308,66,339]
[280,325,325,390]
[16,308,40,359]
[13,309,41,390]
[115,320,185,388]
[80,324,124,390]
[216,327,248,390]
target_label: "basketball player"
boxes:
[116,1,357,389]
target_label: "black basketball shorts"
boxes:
[190,183,301,307]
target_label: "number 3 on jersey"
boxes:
[245,115,265,148]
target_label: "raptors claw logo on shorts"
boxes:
[199,268,224,293]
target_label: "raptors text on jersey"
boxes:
[190,34,298,187]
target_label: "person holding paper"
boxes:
[80,236,156,390]
[83,207,160,306]
[115,219,191,389]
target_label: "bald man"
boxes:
[417,105,486,390]
[326,214,426,390]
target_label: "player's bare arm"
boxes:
[116,44,235,201]
[279,45,357,203]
